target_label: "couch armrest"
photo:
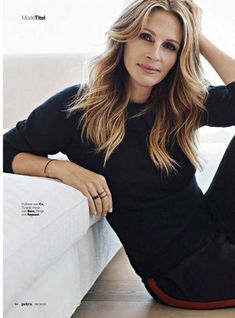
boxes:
[3,172,100,311]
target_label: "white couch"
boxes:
[3,54,122,318]
[3,54,235,318]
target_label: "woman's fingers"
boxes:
[85,177,113,217]
[60,162,113,217]
[182,0,202,31]
[83,190,99,215]
[88,184,102,213]
[100,176,113,213]
[98,191,110,217]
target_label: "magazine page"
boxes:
[3,0,235,318]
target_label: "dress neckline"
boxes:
[127,101,147,113]
[128,101,146,106]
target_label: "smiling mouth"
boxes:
[138,64,160,74]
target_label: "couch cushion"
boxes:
[3,173,100,310]
[195,126,235,192]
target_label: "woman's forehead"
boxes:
[143,10,183,43]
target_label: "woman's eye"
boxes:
[164,42,176,51]
[139,33,152,42]
[139,33,177,51]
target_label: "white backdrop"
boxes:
[3,0,124,54]
[3,0,235,83]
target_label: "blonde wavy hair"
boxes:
[67,0,209,175]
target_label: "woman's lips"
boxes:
[138,64,160,74]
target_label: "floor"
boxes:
[71,247,235,318]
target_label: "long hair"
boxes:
[67,0,208,175]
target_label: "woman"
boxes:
[3,0,235,309]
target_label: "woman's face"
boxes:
[123,9,183,103]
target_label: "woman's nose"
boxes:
[146,44,162,61]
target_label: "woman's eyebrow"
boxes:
[142,27,180,45]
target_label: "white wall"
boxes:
[3,0,124,54]
[196,0,235,84]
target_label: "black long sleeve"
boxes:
[3,85,80,173]
[200,81,235,127]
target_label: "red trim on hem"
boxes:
[147,278,235,309]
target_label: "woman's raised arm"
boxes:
[199,34,235,85]
[184,0,235,85]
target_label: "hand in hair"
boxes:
[183,0,202,32]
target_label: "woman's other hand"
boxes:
[183,0,202,33]
[47,160,113,217]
